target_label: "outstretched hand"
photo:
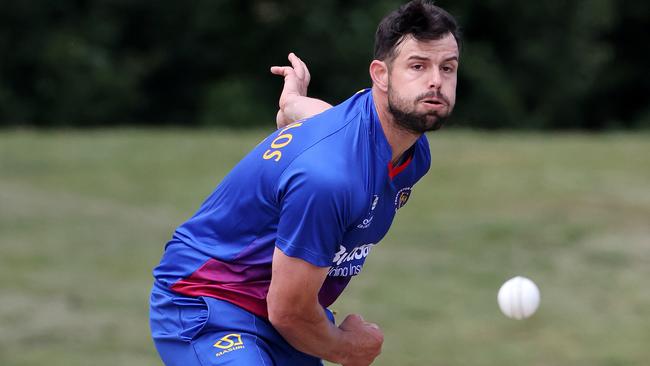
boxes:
[270,53,311,128]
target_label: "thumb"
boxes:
[365,322,380,330]
[347,314,364,323]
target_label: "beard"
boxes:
[387,84,453,134]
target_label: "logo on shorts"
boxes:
[394,187,412,211]
[214,333,245,357]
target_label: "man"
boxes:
[150,1,460,365]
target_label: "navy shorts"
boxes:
[150,284,334,365]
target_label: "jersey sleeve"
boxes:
[275,163,351,267]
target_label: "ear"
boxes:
[369,60,389,92]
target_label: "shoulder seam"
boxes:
[274,109,363,198]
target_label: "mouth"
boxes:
[421,98,446,107]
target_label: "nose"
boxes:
[428,68,441,90]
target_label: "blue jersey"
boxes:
[152,89,431,318]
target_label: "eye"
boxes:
[442,65,456,73]
[411,64,424,71]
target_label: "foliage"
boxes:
[0,0,647,129]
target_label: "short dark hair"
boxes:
[374,0,461,62]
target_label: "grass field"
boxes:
[1,129,649,366]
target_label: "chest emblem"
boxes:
[394,187,412,211]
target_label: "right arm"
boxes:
[267,248,383,365]
[270,53,333,129]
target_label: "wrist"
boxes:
[328,327,356,365]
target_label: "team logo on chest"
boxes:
[394,187,412,211]
[356,195,379,229]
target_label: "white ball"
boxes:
[497,276,540,320]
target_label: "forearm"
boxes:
[267,248,351,363]
[269,303,349,364]
[267,249,381,364]
[282,96,332,123]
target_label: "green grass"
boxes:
[1,129,649,366]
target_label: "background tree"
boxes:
[0,0,647,129]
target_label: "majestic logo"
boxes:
[357,195,379,229]
[394,187,412,211]
[214,333,245,357]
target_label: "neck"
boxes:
[371,87,422,165]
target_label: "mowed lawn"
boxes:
[1,129,649,366]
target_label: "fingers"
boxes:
[288,53,305,80]
[341,314,380,331]
[341,314,382,336]
[270,66,293,77]
[344,314,364,324]
[339,314,384,365]
[270,54,300,77]
[289,53,310,83]
[271,53,310,82]
[365,322,380,330]
[296,54,310,83]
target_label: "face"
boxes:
[386,33,459,133]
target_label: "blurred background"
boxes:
[1,0,648,129]
[1,1,649,365]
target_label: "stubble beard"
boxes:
[387,83,452,134]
